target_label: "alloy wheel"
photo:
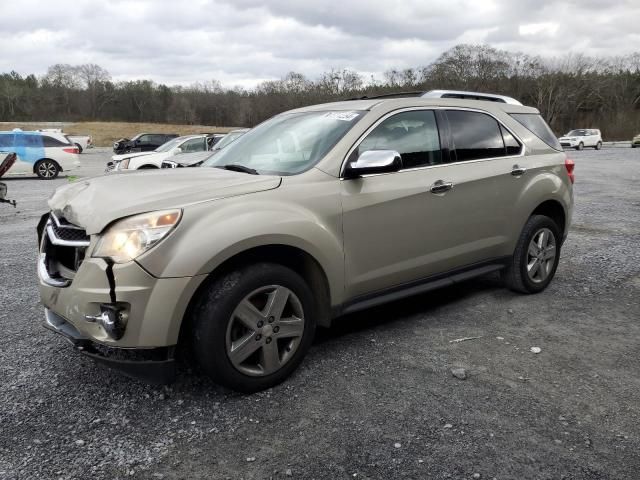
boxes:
[37,161,57,178]
[225,285,305,377]
[526,228,557,283]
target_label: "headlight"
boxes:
[93,210,182,263]
[117,158,130,170]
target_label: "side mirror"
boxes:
[0,182,6,200]
[344,150,402,178]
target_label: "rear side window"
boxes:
[447,110,504,161]
[42,135,68,147]
[356,110,442,169]
[510,113,561,150]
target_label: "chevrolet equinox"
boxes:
[38,91,574,392]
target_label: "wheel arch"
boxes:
[530,199,566,238]
[137,164,158,169]
[177,243,333,354]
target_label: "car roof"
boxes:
[288,97,539,115]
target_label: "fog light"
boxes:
[85,304,128,340]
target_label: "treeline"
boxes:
[1,44,640,139]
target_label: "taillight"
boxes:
[63,147,79,154]
[565,158,575,184]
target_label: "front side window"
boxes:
[204,111,364,175]
[137,135,151,144]
[355,110,442,169]
[447,110,505,161]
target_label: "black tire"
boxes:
[190,263,317,393]
[74,143,83,154]
[35,159,60,180]
[576,142,584,151]
[595,141,602,150]
[138,165,158,169]
[502,215,561,294]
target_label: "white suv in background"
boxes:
[107,135,211,171]
[0,130,80,179]
[558,129,602,150]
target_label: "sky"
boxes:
[1,0,639,88]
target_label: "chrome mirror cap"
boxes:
[345,150,402,178]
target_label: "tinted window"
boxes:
[500,125,522,156]
[357,110,442,169]
[447,110,504,161]
[511,113,562,150]
[137,135,151,143]
[42,135,68,147]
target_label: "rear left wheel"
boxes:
[595,141,602,150]
[190,263,317,393]
[502,215,561,294]
[35,159,60,179]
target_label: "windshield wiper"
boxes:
[216,164,259,175]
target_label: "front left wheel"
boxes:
[190,263,317,393]
[595,141,602,150]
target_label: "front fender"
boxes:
[136,191,345,305]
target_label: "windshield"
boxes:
[203,111,364,175]
[567,130,588,136]
[155,137,184,152]
[213,130,247,151]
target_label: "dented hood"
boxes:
[48,168,282,234]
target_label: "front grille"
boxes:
[40,213,90,286]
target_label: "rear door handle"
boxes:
[511,165,527,176]
[430,180,453,194]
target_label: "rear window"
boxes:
[510,113,561,150]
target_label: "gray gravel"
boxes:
[1,147,639,479]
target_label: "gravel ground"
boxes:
[1,147,639,480]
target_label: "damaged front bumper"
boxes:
[37,212,206,384]
[44,308,176,384]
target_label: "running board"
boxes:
[340,260,508,316]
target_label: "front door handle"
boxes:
[430,180,453,194]
[511,165,527,176]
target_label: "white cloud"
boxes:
[0,0,638,87]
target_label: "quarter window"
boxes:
[356,110,442,169]
[447,110,505,161]
[42,135,68,147]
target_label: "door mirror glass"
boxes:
[345,150,402,178]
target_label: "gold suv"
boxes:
[38,91,574,392]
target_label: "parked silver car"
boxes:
[38,91,574,392]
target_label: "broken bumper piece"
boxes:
[44,308,176,384]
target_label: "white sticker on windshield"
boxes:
[324,111,360,121]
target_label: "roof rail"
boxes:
[421,90,522,105]
[346,89,523,105]
[347,91,426,101]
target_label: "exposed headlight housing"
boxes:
[93,210,182,263]
[116,158,130,170]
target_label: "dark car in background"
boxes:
[113,133,179,154]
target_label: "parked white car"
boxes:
[558,129,602,150]
[0,130,80,179]
[107,135,211,171]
